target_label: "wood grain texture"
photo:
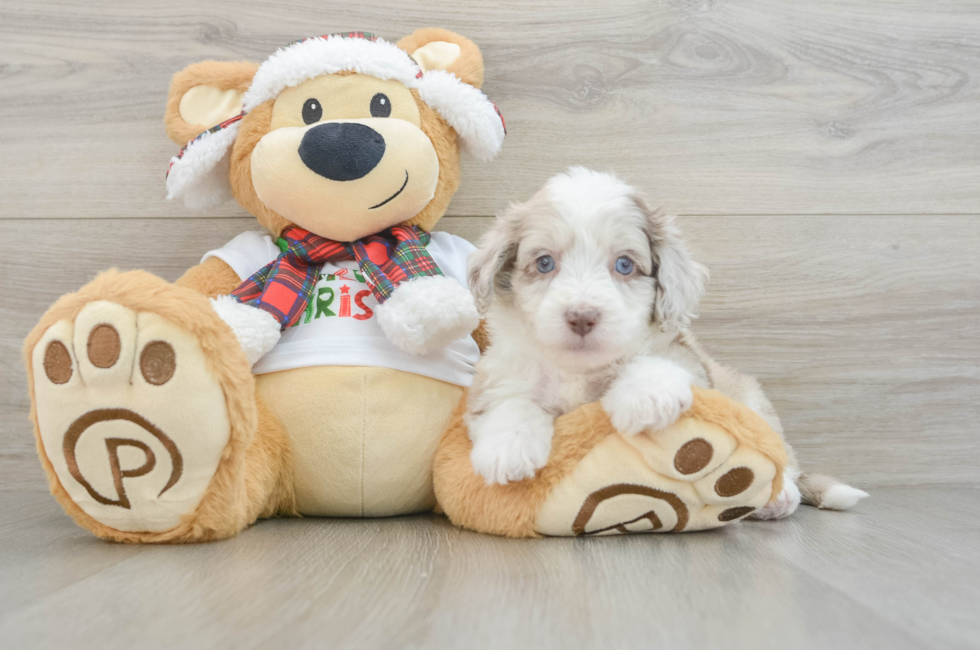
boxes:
[1,487,977,650]
[682,215,980,488]
[2,215,977,491]
[1,5,978,647]
[1,0,979,218]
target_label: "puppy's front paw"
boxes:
[602,357,694,436]
[469,403,554,485]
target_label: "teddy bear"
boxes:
[24,28,788,543]
[25,28,505,542]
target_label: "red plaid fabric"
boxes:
[230,225,441,329]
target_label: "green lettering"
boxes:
[316,287,336,318]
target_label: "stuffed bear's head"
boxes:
[164,29,504,241]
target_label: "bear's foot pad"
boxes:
[31,300,230,534]
[536,417,777,536]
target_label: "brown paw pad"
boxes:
[140,341,176,385]
[718,506,756,522]
[715,467,755,497]
[674,437,713,475]
[87,323,121,368]
[44,340,73,384]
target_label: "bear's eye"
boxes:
[302,99,322,125]
[370,93,391,118]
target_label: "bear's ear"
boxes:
[397,28,485,89]
[164,61,258,145]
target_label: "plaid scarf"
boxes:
[231,225,441,330]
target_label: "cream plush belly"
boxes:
[256,366,463,517]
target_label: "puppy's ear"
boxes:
[468,206,521,315]
[165,61,258,145]
[397,28,485,89]
[636,198,708,330]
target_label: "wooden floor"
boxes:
[1,1,978,648]
[0,487,977,650]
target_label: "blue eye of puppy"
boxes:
[302,98,322,125]
[536,255,556,273]
[370,93,391,118]
[615,256,634,275]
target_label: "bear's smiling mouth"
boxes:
[369,170,410,210]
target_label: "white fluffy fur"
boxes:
[650,216,707,329]
[417,70,505,162]
[166,120,240,210]
[466,168,708,484]
[375,275,480,356]
[469,398,554,484]
[601,357,694,436]
[210,295,281,366]
[243,36,422,112]
[819,484,870,510]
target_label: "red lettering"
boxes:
[354,290,374,321]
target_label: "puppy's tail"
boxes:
[797,472,869,510]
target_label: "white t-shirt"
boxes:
[202,230,480,387]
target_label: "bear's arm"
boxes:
[175,256,242,298]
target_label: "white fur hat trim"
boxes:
[166,117,241,211]
[417,70,505,162]
[243,35,423,112]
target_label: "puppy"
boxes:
[466,167,868,518]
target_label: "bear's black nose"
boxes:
[298,122,386,182]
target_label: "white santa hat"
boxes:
[167,32,506,211]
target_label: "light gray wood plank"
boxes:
[2,488,976,650]
[746,484,980,650]
[0,490,147,614]
[1,1,979,218]
[1,215,977,492]
[681,215,980,489]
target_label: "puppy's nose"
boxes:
[298,122,386,181]
[565,308,600,336]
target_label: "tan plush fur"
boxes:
[224,89,462,238]
[23,270,292,542]
[248,397,299,520]
[165,61,259,145]
[433,386,788,538]
[397,28,486,89]
[402,94,461,234]
[175,255,242,297]
[227,101,290,236]
[176,257,300,521]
